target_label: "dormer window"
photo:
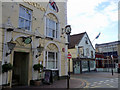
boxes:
[85,37,88,44]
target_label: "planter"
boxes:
[2,83,11,89]
[34,80,42,86]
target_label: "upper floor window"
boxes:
[46,14,58,39]
[91,51,93,58]
[78,47,84,57]
[85,37,88,44]
[86,48,89,56]
[19,5,32,31]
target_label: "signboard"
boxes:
[67,53,72,59]
[23,37,32,44]
[44,71,51,84]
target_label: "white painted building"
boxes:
[68,32,96,74]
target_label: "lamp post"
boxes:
[64,25,71,89]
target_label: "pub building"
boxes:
[1,0,68,86]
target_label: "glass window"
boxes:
[82,61,88,69]
[86,48,89,56]
[90,61,95,68]
[19,5,32,31]
[91,51,93,58]
[45,52,58,69]
[46,18,58,39]
[78,47,84,57]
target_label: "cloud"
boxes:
[67,0,118,44]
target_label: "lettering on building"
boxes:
[23,0,46,12]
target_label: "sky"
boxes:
[67,0,119,47]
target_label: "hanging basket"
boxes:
[2,63,13,73]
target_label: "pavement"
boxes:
[11,78,86,89]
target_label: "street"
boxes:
[71,72,119,88]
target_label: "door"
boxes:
[74,61,80,74]
[12,52,29,86]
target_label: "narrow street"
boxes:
[71,72,119,88]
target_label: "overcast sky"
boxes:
[67,0,119,46]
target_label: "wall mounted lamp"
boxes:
[6,39,16,56]
[36,44,44,58]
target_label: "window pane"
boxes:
[48,52,55,60]
[25,20,31,30]
[82,61,88,69]
[53,30,55,37]
[26,9,32,20]
[56,53,58,68]
[19,17,24,29]
[47,52,57,69]
[48,61,54,69]
[56,23,58,38]
[19,6,25,17]
[46,18,49,28]
[46,18,58,38]
[49,29,53,37]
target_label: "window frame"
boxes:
[45,51,58,69]
[19,5,32,31]
[46,18,59,39]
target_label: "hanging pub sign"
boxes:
[23,37,32,44]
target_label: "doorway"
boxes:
[12,52,29,86]
[74,61,81,74]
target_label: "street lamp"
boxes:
[64,25,71,89]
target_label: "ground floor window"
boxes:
[82,61,88,71]
[45,51,58,69]
[90,61,95,70]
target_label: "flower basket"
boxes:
[33,64,43,71]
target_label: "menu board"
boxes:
[44,71,51,83]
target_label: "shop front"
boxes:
[96,53,118,72]
[73,58,95,74]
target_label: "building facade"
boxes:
[68,32,95,74]
[95,41,120,72]
[0,1,2,86]
[1,0,68,86]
